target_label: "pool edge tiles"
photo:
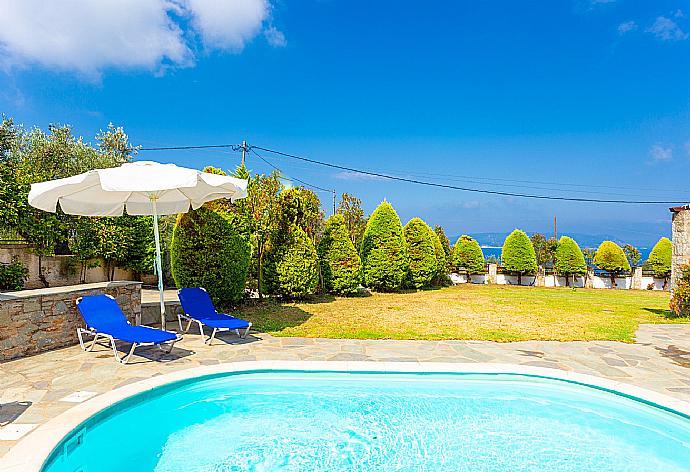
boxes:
[2,361,690,472]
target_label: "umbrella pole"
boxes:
[150,197,166,331]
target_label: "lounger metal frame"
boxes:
[177,288,252,345]
[76,295,180,364]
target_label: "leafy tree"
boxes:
[647,237,672,289]
[582,247,596,287]
[430,230,448,285]
[274,187,324,241]
[360,201,409,291]
[170,206,251,305]
[337,192,367,250]
[554,236,587,286]
[434,225,453,272]
[318,214,361,295]
[501,229,537,285]
[403,218,437,288]
[453,235,485,274]
[531,233,558,269]
[623,244,641,269]
[231,168,283,298]
[593,241,630,288]
[263,224,319,297]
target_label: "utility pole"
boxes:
[240,140,247,167]
[332,190,337,216]
[553,216,557,240]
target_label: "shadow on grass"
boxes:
[642,307,683,319]
[242,304,314,333]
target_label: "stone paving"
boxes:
[1,323,690,458]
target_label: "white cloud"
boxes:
[186,0,268,52]
[617,21,637,35]
[264,26,287,48]
[646,16,688,41]
[649,144,673,162]
[0,0,281,79]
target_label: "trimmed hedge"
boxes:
[263,224,319,298]
[647,237,672,280]
[593,241,630,288]
[453,235,485,274]
[360,201,409,291]
[502,229,537,285]
[554,236,587,286]
[318,214,361,295]
[170,206,250,305]
[403,218,437,288]
[430,230,448,285]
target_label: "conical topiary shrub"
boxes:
[647,237,672,289]
[453,235,485,274]
[403,218,437,288]
[431,230,448,285]
[501,229,537,285]
[170,206,250,305]
[263,224,319,298]
[318,214,361,295]
[360,201,409,291]
[553,236,587,286]
[593,241,630,288]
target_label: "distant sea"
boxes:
[480,246,652,263]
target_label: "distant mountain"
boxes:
[449,232,635,249]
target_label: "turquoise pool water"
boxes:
[42,371,690,471]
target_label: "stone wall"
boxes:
[0,246,137,290]
[671,206,690,290]
[0,281,141,362]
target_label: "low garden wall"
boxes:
[450,264,668,290]
[0,281,141,362]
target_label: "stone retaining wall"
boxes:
[0,281,141,362]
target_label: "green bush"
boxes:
[170,206,251,305]
[0,258,28,291]
[554,236,587,286]
[434,225,453,272]
[453,235,485,274]
[430,230,448,285]
[360,201,409,291]
[670,264,690,316]
[263,224,319,297]
[501,229,537,284]
[403,218,437,288]
[318,214,361,295]
[647,237,672,285]
[593,241,630,288]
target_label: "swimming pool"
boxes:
[38,369,690,472]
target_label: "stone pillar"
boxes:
[585,269,594,288]
[487,263,497,284]
[535,266,545,287]
[630,267,643,290]
[671,206,690,290]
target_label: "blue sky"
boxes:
[2,0,690,245]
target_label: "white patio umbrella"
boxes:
[28,161,248,330]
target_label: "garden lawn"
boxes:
[238,284,689,342]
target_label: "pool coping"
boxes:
[3,360,690,472]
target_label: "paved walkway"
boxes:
[1,324,690,458]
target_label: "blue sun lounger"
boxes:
[177,287,252,344]
[76,294,181,364]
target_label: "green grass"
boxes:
[235,284,689,342]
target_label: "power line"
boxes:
[136,141,688,204]
[251,145,685,205]
[250,148,334,194]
